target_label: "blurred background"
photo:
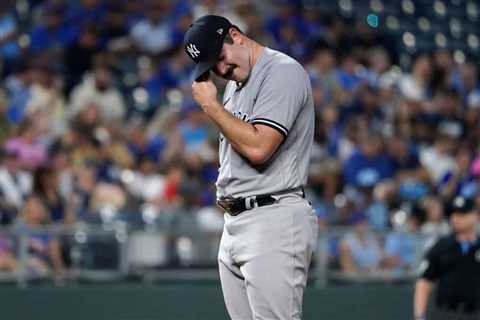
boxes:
[0,0,479,319]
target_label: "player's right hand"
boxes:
[192,78,218,110]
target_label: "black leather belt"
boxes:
[217,195,276,216]
[217,187,305,216]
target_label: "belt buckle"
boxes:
[217,196,240,215]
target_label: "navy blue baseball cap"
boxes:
[183,15,233,81]
[447,196,476,216]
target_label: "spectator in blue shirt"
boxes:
[129,0,174,55]
[339,211,384,273]
[343,131,394,187]
[177,101,210,156]
[275,20,309,61]
[29,3,78,53]
[384,213,420,273]
[437,144,472,196]
[99,2,129,46]
[66,0,106,26]
[265,0,300,43]
[387,134,422,178]
[452,60,480,105]
[335,52,364,94]
[169,3,193,47]
[0,8,21,73]
[5,61,34,125]
[126,119,166,163]
[337,84,385,133]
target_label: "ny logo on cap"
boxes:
[186,43,200,58]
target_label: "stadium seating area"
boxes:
[0,0,479,282]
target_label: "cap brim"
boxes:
[192,60,216,82]
[446,206,475,217]
[452,209,475,215]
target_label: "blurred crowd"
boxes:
[0,0,478,276]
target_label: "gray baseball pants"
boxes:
[218,194,318,320]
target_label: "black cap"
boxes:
[183,15,233,81]
[447,196,476,215]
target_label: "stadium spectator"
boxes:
[66,0,106,26]
[32,165,74,224]
[398,53,432,103]
[4,61,34,125]
[129,0,174,55]
[4,118,48,170]
[453,60,480,104]
[438,145,474,200]
[384,213,420,273]
[387,134,425,183]
[49,145,75,204]
[237,3,274,48]
[0,149,32,221]
[68,54,126,123]
[15,195,65,277]
[24,63,66,135]
[339,211,384,274]
[63,24,103,94]
[191,0,246,32]
[420,134,456,186]
[100,1,130,47]
[0,233,17,271]
[307,45,338,109]
[335,51,364,97]
[342,131,394,187]
[0,6,20,74]
[0,90,13,143]
[125,154,166,207]
[420,196,450,248]
[29,2,78,54]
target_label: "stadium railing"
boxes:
[0,222,435,288]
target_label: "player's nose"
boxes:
[214,61,228,77]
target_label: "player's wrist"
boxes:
[201,100,223,117]
[198,98,219,109]
[413,314,426,320]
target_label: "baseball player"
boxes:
[184,15,318,320]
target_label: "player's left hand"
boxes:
[192,78,218,109]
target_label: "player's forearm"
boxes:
[413,279,433,319]
[204,101,274,164]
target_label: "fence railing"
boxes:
[0,222,437,288]
[313,227,434,288]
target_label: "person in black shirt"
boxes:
[414,196,480,320]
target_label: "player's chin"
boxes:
[225,68,246,82]
[215,72,232,81]
[222,71,236,81]
[229,71,247,83]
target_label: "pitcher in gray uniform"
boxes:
[184,15,318,320]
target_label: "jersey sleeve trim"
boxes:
[250,118,288,138]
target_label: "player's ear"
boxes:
[229,27,243,44]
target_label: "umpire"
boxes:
[414,196,480,320]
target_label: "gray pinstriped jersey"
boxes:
[216,47,314,198]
